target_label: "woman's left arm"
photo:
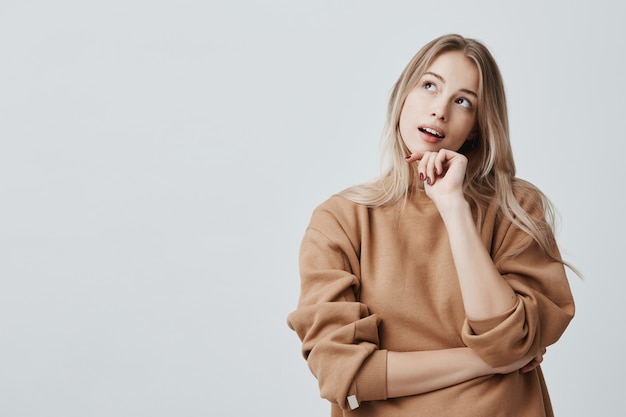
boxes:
[436,195,518,319]
[409,149,575,366]
[413,149,516,319]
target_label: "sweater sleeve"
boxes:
[461,189,575,367]
[287,199,388,410]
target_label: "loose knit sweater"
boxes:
[287,187,574,417]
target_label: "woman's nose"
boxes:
[431,100,447,121]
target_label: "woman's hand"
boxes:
[519,348,547,373]
[491,348,547,375]
[405,149,468,206]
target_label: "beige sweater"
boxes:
[287,187,574,417]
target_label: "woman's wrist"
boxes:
[433,194,471,222]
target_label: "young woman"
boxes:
[287,34,575,417]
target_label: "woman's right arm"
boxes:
[387,347,544,398]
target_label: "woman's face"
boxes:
[399,51,479,155]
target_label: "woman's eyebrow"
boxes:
[423,71,478,98]
[461,88,478,98]
[424,71,445,82]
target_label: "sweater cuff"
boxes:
[465,299,520,335]
[349,350,388,407]
[462,299,528,367]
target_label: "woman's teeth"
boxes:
[420,127,444,138]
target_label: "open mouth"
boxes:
[419,127,445,139]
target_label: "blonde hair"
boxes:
[340,34,578,274]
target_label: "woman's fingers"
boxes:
[521,348,547,373]
[425,154,438,185]
[520,360,538,373]
[410,151,443,184]
[416,152,432,182]
[406,149,467,188]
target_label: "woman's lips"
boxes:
[418,127,445,143]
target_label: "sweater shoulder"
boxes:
[307,195,371,244]
[311,195,369,223]
[480,178,548,224]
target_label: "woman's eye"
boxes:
[456,98,472,109]
[423,82,436,91]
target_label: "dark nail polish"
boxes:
[419,173,424,181]
[426,177,431,185]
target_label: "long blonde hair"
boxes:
[340,34,578,273]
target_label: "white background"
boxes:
[1,1,624,416]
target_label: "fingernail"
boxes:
[426,177,431,185]
[405,155,411,160]
[419,173,424,181]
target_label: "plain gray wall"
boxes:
[1,1,624,416]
